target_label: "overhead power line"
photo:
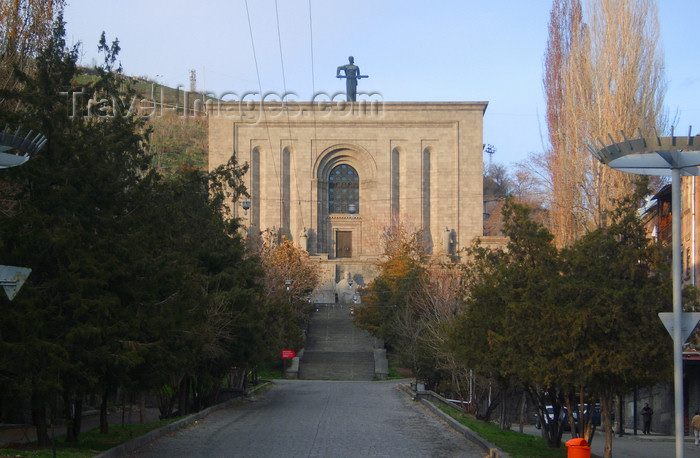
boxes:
[244,0,280,193]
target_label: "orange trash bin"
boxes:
[565,437,591,458]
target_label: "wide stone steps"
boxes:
[299,304,377,381]
[298,351,376,381]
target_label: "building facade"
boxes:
[209,101,488,300]
[636,177,700,434]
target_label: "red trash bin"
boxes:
[565,438,591,458]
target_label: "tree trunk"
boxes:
[192,379,202,412]
[617,395,624,436]
[519,391,526,434]
[499,389,507,430]
[140,392,146,423]
[64,396,76,442]
[100,391,109,434]
[528,387,565,448]
[156,384,175,419]
[121,390,126,427]
[178,376,189,416]
[31,393,50,446]
[63,394,83,442]
[564,395,577,438]
[601,391,614,458]
[74,397,83,438]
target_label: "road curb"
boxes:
[95,382,271,458]
[397,383,510,458]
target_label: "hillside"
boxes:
[148,114,207,172]
[75,69,209,174]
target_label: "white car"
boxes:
[535,405,569,430]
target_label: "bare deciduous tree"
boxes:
[543,0,666,246]
[0,0,65,109]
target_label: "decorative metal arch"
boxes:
[0,124,47,169]
[588,128,700,175]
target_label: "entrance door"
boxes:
[336,231,352,258]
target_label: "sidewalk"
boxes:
[0,407,161,449]
[522,424,700,458]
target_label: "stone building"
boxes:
[209,100,488,301]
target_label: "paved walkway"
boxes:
[522,424,700,457]
[133,381,484,458]
[5,395,697,457]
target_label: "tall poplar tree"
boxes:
[543,0,666,246]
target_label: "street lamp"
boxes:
[590,127,700,458]
[241,200,250,215]
[0,124,47,169]
[348,203,357,219]
[0,125,46,300]
[284,279,292,303]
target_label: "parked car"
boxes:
[535,405,570,431]
[571,404,602,427]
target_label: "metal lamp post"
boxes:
[285,280,292,303]
[0,125,47,300]
[590,128,700,458]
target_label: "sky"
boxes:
[62,0,700,169]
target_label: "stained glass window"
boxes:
[328,164,359,214]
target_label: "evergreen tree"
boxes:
[558,180,671,456]
[450,188,671,452]
[452,199,565,438]
[0,16,256,441]
[0,17,153,442]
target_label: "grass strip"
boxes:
[435,404,568,458]
[0,419,178,458]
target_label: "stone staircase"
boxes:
[299,304,379,381]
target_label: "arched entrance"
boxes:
[313,145,376,257]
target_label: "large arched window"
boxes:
[328,164,359,214]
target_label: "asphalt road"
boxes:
[132,380,485,458]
